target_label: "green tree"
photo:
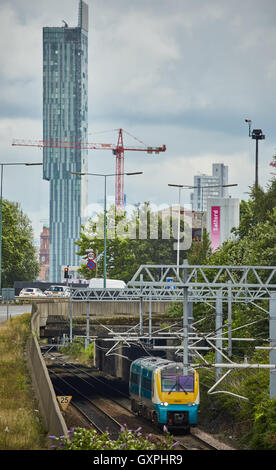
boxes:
[75,203,180,282]
[208,208,276,267]
[75,205,136,281]
[234,159,276,239]
[188,228,211,264]
[2,199,40,287]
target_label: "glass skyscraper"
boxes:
[43,1,88,282]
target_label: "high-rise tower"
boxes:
[191,163,228,212]
[43,1,88,282]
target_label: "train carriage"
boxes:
[129,357,199,431]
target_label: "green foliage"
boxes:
[2,199,40,287]
[165,302,183,318]
[188,228,211,265]
[0,313,47,449]
[209,209,276,267]
[49,425,178,450]
[75,203,179,282]
[198,350,276,448]
[250,398,276,449]
[60,339,94,364]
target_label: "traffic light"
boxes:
[64,267,69,279]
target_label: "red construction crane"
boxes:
[12,128,166,209]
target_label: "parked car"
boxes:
[19,287,46,297]
[44,285,70,297]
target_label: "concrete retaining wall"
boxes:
[33,298,169,327]
[26,303,68,439]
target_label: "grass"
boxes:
[0,313,47,450]
[60,339,94,365]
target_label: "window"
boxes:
[161,373,194,393]
[130,371,138,385]
[141,376,152,391]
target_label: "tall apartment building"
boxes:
[43,1,88,282]
[191,163,228,212]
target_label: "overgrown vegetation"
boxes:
[49,424,178,450]
[60,339,94,365]
[197,350,276,449]
[0,314,47,449]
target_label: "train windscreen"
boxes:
[161,372,194,393]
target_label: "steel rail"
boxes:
[53,360,132,412]
[48,367,122,438]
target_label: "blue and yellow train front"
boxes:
[153,368,199,428]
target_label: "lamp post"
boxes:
[168,184,188,274]
[0,162,43,292]
[70,171,143,287]
[245,119,265,187]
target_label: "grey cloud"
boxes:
[1,0,276,240]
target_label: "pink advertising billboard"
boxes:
[211,206,220,252]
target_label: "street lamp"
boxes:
[70,171,143,287]
[168,184,189,274]
[245,119,265,187]
[0,162,43,292]
[199,183,238,210]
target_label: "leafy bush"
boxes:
[60,339,94,364]
[165,302,182,318]
[250,398,276,449]
[48,424,178,450]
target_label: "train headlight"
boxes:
[164,402,168,407]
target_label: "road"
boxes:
[0,303,31,323]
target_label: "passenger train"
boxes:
[129,357,199,431]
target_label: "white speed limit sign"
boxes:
[87,251,96,260]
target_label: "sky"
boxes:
[1,0,276,242]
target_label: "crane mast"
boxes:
[115,128,124,209]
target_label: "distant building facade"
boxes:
[157,205,206,244]
[43,0,89,282]
[191,163,228,212]
[207,197,240,252]
[39,225,50,281]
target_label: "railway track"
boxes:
[46,356,234,450]
[48,368,122,438]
